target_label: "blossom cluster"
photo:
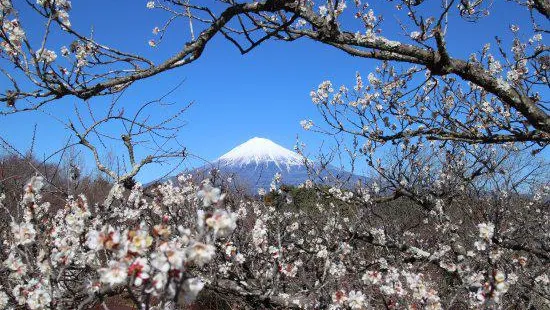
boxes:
[189,165,549,309]
[0,175,236,309]
[36,0,72,28]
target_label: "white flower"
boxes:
[474,241,486,251]
[0,291,8,309]
[300,120,314,130]
[150,272,167,291]
[181,278,204,304]
[86,230,103,250]
[197,180,224,207]
[410,31,422,40]
[507,69,521,82]
[27,287,51,310]
[477,222,495,240]
[205,210,237,237]
[535,274,549,284]
[316,247,328,258]
[99,261,128,287]
[129,257,150,286]
[329,262,346,276]
[281,263,299,277]
[367,73,380,86]
[494,271,505,283]
[35,48,57,63]
[319,5,328,16]
[347,290,366,309]
[235,253,246,264]
[151,252,170,272]
[252,219,267,251]
[370,228,386,245]
[362,270,382,285]
[165,248,186,270]
[4,252,27,278]
[128,228,153,254]
[295,19,307,28]
[57,9,71,27]
[186,242,216,266]
[22,176,44,203]
[409,246,431,258]
[287,221,299,232]
[60,46,70,56]
[336,0,347,13]
[332,290,347,305]
[88,226,121,250]
[268,246,281,259]
[146,1,155,9]
[28,176,44,192]
[11,222,36,245]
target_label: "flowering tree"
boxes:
[0,0,549,309]
[0,0,548,144]
[0,174,237,309]
[1,149,548,309]
[185,144,548,309]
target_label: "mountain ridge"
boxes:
[155,137,366,193]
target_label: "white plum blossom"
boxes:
[410,31,422,40]
[0,291,8,309]
[477,222,495,240]
[347,290,366,309]
[180,278,204,304]
[35,48,57,63]
[316,246,328,258]
[205,209,237,237]
[99,261,128,287]
[197,180,224,207]
[186,242,216,266]
[235,253,246,264]
[128,226,153,254]
[128,257,150,286]
[319,5,328,16]
[300,119,314,130]
[0,171,234,309]
[10,222,36,245]
[26,285,51,310]
[3,253,27,278]
[363,270,382,285]
[150,252,170,273]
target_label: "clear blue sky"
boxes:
[0,1,546,182]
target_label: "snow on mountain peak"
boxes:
[217,137,304,169]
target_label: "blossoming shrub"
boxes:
[192,172,549,309]
[0,167,548,309]
[0,175,236,309]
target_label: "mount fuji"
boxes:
[189,137,365,193]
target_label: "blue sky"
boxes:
[0,1,546,182]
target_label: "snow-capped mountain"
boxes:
[191,137,365,193]
[218,137,303,170]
